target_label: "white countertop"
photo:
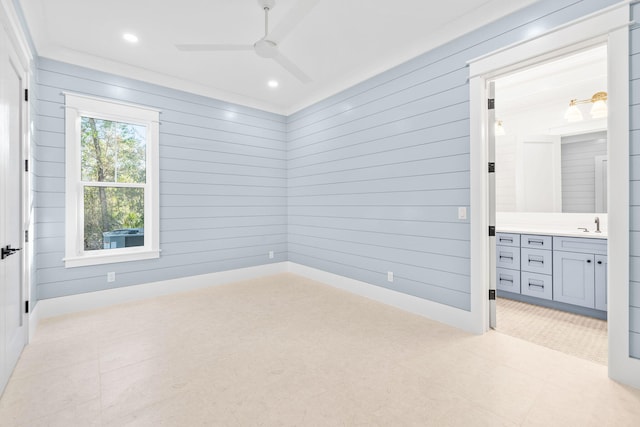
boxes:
[497,226,607,239]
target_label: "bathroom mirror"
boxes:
[493,45,608,214]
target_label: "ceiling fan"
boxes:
[176,0,318,84]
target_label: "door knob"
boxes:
[1,245,21,260]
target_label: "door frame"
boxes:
[468,2,638,387]
[1,0,33,341]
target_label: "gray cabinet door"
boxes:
[595,255,608,311]
[553,250,595,308]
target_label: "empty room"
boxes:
[1,0,640,425]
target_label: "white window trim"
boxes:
[64,92,160,268]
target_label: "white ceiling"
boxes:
[19,0,541,115]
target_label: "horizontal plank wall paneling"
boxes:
[631,2,640,359]
[35,58,287,299]
[286,0,618,311]
[561,132,608,213]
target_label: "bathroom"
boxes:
[492,44,609,363]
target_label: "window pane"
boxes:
[83,187,145,251]
[81,117,146,184]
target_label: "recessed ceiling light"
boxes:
[123,33,139,43]
[267,80,279,88]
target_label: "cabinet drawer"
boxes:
[521,234,552,250]
[552,236,607,255]
[496,268,520,294]
[521,248,552,275]
[521,272,553,300]
[496,246,520,270]
[496,233,520,247]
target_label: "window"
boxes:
[64,93,159,268]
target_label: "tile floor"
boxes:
[1,273,639,426]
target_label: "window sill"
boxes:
[64,249,160,268]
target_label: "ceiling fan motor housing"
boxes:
[254,39,278,58]
[258,0,276,10]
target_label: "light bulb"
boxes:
[564,101,583,122]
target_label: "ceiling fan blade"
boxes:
[176,44,254,52]
[267,0,320,43]
[273,52,311,84]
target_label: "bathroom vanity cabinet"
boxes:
[496,232,607,316]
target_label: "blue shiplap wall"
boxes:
[629,2,640,359]
[31,0,639,358]
[34,58,287,299]
[286,0,618,312]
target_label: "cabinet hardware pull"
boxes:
[528,239,543,245]
[499,278,514,284]
[529,281,544,288]
[500,238,513,243]
[528,258,544,265]
[597,261,602,265]
[587,259,592,263]
[499,255,513,261]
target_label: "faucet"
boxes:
[577,227,589,232]
[595,216,601,233]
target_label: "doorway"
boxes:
[0,22,29,394]
[468,2,640,387]
[490,45,609,364]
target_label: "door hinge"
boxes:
[488,162,495,173]
[25,229,29,243]
[24,89,28,102]
[489,226,496,237]
[489,290,496,300]
[488,98,495,110]
[25,300,29,314]
[25,159,29,172]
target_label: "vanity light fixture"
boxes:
[564,91,608,122]
[495,120,506,136]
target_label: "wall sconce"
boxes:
[495,120,506,136]
[564,91,608,122]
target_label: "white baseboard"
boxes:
[32,261,477,337]
[35,262,289,321]
[285,262,479,334]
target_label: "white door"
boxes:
[595,155,608,213]
[0,23,27,395]
[515,135,562,212]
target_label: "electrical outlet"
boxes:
[107,272,115,282]
[458,207,467,220]
[387,271,393,282]
[269,251,274,259]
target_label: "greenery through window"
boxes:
[80,117,146,251]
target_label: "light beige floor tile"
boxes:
[0,360,100,425]
[28,398,102,427]
[2,273,640,426]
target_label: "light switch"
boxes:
[458,207,467,220]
